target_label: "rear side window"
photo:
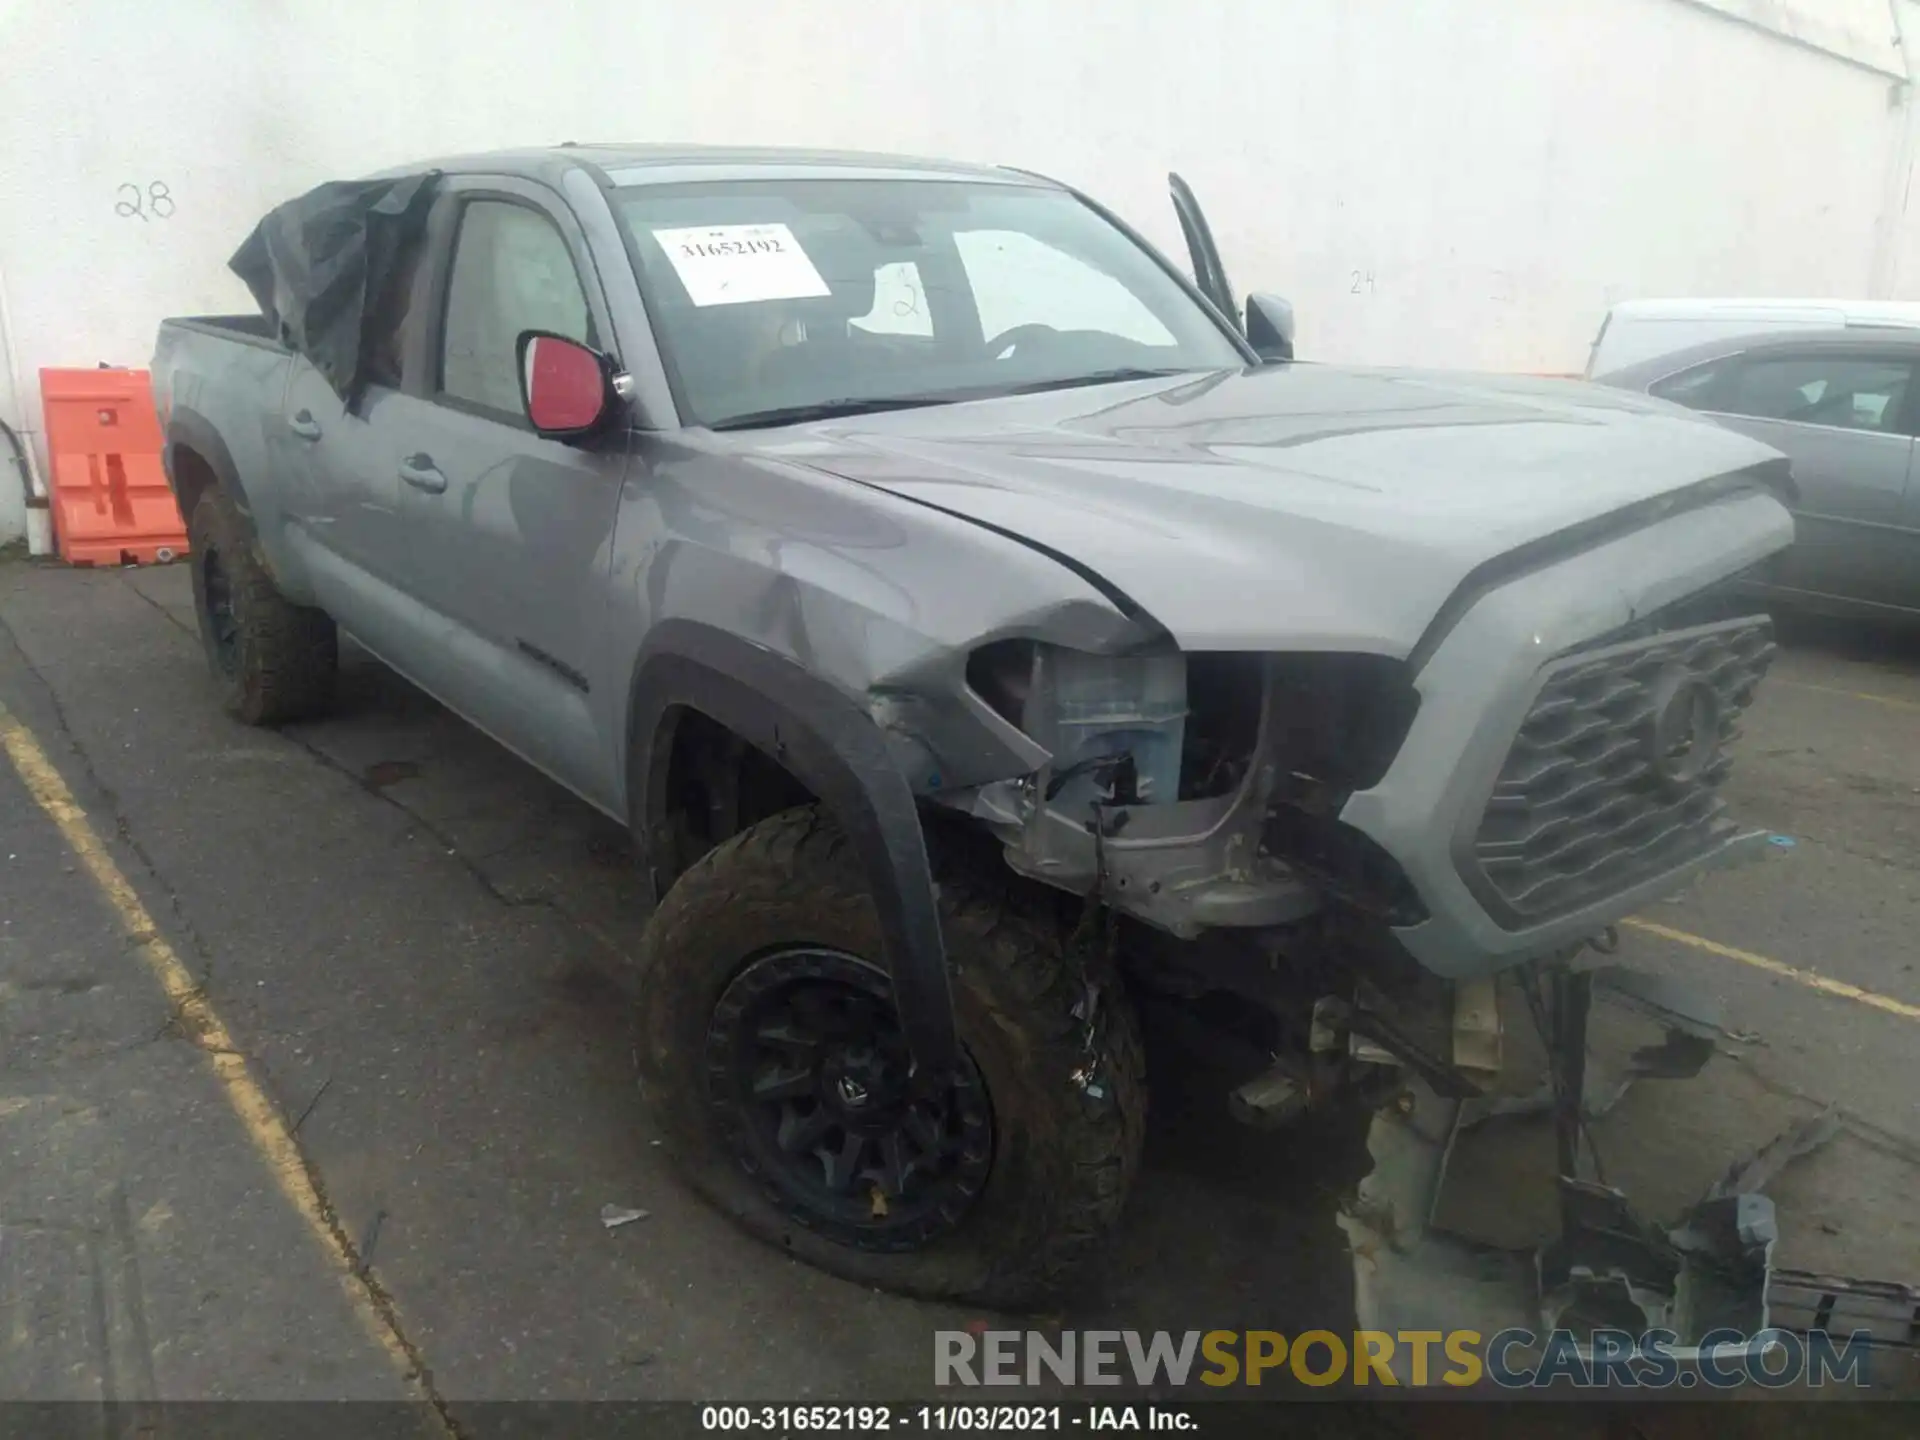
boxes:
[1718,354,1914,434]
[1648,360,1728,410]
[438,200,595,417]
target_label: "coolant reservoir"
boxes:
[1024,648,1188,816]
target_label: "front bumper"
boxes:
[1341,488,1794,979]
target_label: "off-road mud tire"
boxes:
[635,804,1147,1307]
[188,487,337,726]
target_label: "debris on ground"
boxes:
[600,1203,650,1229]
[1708,1105,1843,1200]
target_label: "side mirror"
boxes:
[1244,293,1295,364]
[517,330,614,437]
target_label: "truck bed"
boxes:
[162,314,286,351]
[150,312,301,580]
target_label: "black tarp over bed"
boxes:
[228,172,440,412]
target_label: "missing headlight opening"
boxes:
[1181,654,1263,799]
[960,642,1428,942]
[967,640,1196,814]
[972,646,1421,814]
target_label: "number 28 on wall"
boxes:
[116,182,176,220]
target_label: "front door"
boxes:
[375,180,630,807]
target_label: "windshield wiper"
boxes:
[994,366,1202,397]
[708,395,961,431]
[707,368,1204,431]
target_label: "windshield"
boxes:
[612,177,1246,428]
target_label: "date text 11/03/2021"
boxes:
[701,1408,1193,1432]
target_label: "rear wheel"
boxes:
[188,488,337,725]
[636,806,1146,1306]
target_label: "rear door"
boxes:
[278,240,425,613]
[366,177,630,807]
[1655,343,1919,608]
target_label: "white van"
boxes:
[1583,298,1920,378]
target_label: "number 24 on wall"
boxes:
[116,182,176,221]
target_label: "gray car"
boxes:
[152,145,1810,1359]
[1596,327,1920,619]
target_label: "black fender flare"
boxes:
[626,620,958,1082]
[163,406,251,517]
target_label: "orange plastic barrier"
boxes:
[40,367,187,567]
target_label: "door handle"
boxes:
[399,454,447,494]
[288,411,322,441]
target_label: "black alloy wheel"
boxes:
[704,946,993,1251]
[199,545,240,677]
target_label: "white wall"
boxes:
[3,0,1917,543]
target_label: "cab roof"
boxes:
[374,143,1051,190]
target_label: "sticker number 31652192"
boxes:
[652,222,831,307]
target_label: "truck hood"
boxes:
[766,365,1787,654]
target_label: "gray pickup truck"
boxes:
[154,144,1810,1364]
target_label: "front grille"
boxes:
[1468,615,1776,925]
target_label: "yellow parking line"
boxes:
[1624,916,1920,1023]
[1775,678,1920,713]
[0,700,440,1412]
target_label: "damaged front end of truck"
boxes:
[910,471,1915,1375]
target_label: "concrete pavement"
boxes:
[0,633,419,1407]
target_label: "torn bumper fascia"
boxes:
[1337,963,1798,1381]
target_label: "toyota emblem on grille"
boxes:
[1647,666,1722,789]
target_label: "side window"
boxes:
[1648,360,1727,411]
[1719,354,1914,434]
[952,230,1176,348]
[439,201,595,417]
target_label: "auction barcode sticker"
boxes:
[653,223,831,307]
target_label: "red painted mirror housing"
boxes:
[516,330,612,437]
